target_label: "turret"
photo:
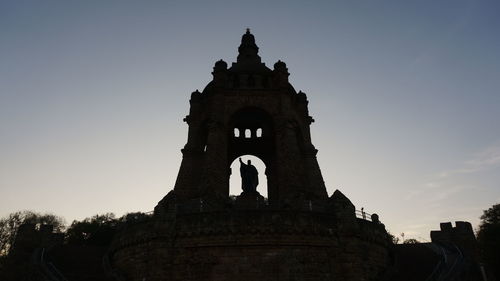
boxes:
[273,60,289,86]
[237,28,261,64]
[212,59,228,85]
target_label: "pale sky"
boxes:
[1,0,499,241]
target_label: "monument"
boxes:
[2,30,487,281]
[239,158,259,193]
[107,29,393,281]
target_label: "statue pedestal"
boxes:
[234,191,266,210]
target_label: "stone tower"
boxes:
[108,30,393,281]
[167,28,327,206]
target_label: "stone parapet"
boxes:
[108,208,392,281]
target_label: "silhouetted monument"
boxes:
[153,29,328,205]
[1,30,488,281]
[239,158,258,193]
[106,29,393,281]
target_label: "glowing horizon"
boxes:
[1,0,500,241]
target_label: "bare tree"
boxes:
[0,210,65,256]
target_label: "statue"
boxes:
[239,157,259,193]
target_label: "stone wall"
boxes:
[430,221,478,257]
[108,209,392,281]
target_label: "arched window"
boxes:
[245,129,251,138]
[234,128,240,137]
[256,128,262,137]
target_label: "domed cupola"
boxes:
[229,29,272,88]
[237,28,260,63]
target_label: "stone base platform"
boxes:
[107,195,394,281]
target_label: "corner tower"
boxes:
[167,29,327,206]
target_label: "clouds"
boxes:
[438,144,500,179]
[417,143,500,202]
[465,144,500,167]
[399,143,500,238]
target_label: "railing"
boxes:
[441,244,464,281]
[424,243,466,281]
[424,257,444,281]
[158,199,377,220]
[355,209,372,221]
[33,247,68,281]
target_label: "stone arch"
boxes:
[227,107,277,202]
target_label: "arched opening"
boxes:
[229,154,267,198]
[234,128,240,137]
[227,107,276,203]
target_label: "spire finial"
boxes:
[237,28,260,63]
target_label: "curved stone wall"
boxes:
[108,210,393,281]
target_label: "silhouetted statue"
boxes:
[239,157,259,193]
